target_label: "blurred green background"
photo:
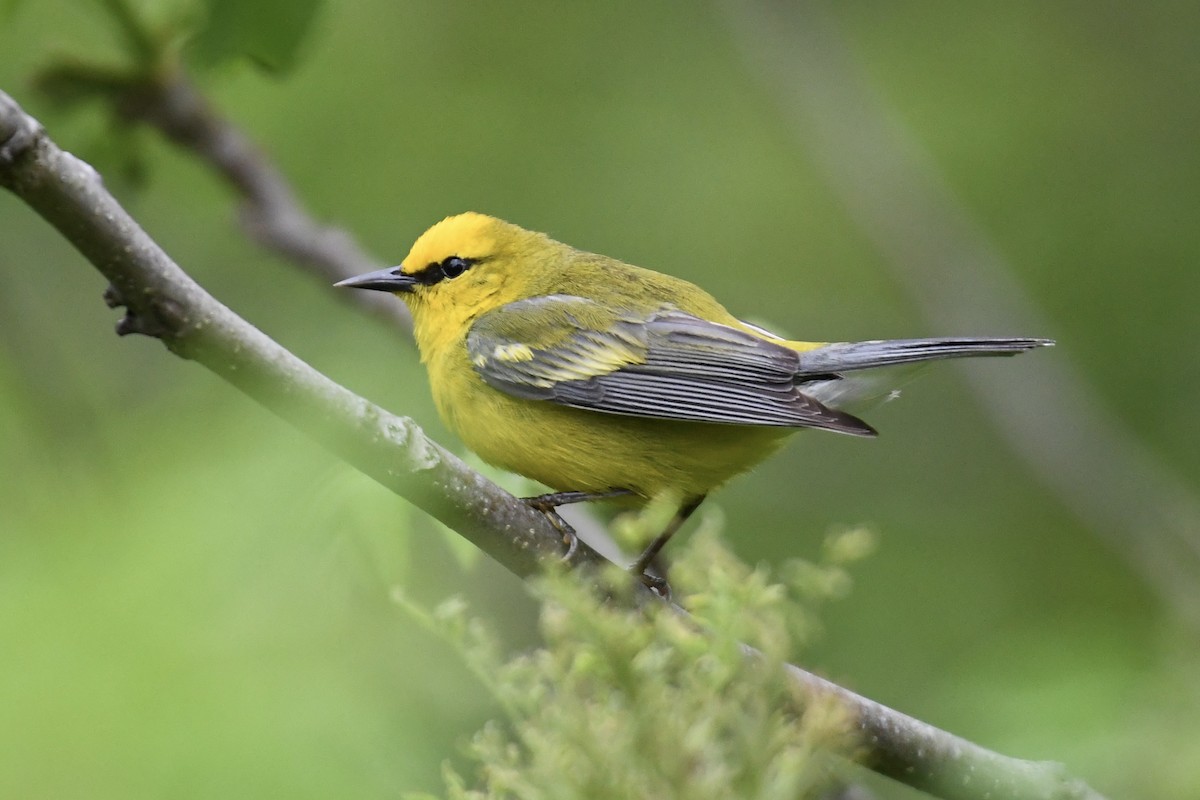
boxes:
[2,1,1198,798]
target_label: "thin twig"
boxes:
[0,89,1106,800]
[36,61,412,333]
[119,74,388,286]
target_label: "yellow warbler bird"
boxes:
[337,213,1051,582]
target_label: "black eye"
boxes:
[440,256,470,279]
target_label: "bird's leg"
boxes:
[631,496,705,598]
[523,488,634,510]
[522,488,634,560]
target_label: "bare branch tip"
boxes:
[102,283,125,309]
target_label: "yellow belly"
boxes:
[431,348,795,501]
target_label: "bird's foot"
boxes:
[521,489,633,561]
[521,496,579,560]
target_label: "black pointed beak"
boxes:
[334,266,418,293]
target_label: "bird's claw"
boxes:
[559,529,579,562]
[522,496,579,561]
[637,570,671,600]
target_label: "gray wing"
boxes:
[466,295,875,436]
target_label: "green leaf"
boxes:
[189,0,323,74]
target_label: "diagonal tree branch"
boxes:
[0,89,562,577]
[0,89,1105,800]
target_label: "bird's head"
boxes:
[337,212,544,353]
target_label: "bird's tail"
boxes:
[796,337,1053,375]
[793,336,1053,411]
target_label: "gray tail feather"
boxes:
[797,337,1053,375]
